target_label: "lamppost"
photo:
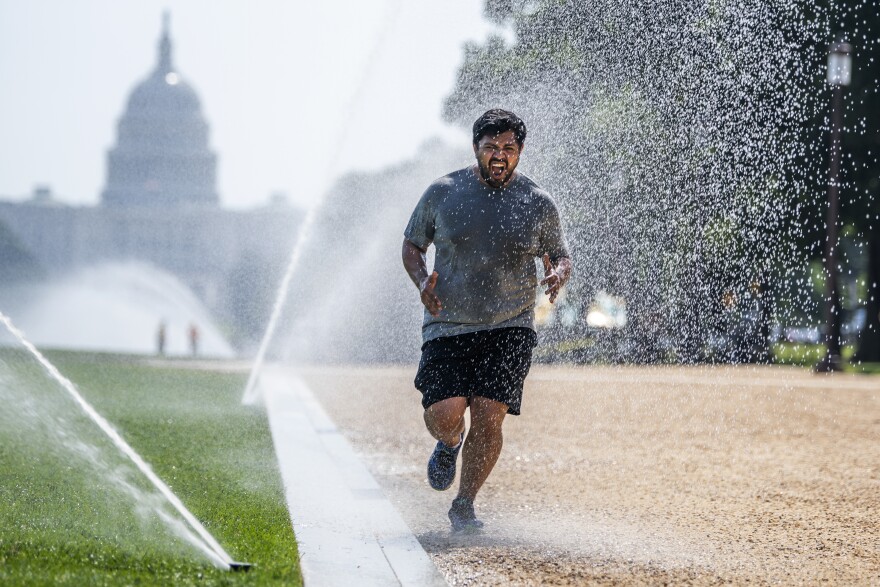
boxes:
[816,39,852,373]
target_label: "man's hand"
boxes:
[540,254,570,304]
[402,239,442,316]
[420,271,443,316]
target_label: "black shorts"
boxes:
[414,327,537,416]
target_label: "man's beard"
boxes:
[478,160,513,187]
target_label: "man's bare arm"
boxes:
[402,238,442,316]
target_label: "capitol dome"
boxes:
[126,71,201,114]
[101,13,218,208]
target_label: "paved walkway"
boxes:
[298,364,880,586]
[260,366,447,587]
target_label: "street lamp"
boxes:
[816,39,852,373]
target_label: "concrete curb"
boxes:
[261,367,447,587]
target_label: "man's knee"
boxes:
[469,396,508,434]
[424,396,468,433]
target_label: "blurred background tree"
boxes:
[443,0,878,364]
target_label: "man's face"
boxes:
[474,130,522,188]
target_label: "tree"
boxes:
[832,1,880,362]
[444,0,822,362]
[780,0,880,362]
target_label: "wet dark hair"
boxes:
[472,109,527,147]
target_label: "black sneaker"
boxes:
[448,497,484,533]
[427,431,464,491]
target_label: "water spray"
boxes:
[241,207,318,405]
[241,0,403,405]
[0,312,250,571]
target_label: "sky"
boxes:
[0,1,495,209]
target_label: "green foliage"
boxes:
[0,350,301,586]
[440,0,880,362]
[791,0,880,360]
[770,342,828,366]
[770,341,880,373]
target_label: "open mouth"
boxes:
[489,161,506,178]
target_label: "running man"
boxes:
[401,109,572,532]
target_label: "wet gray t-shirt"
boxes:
[404,167,569,342]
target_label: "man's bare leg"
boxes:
[424,396,467,447]
[457,396,508,502]
[424,397,468,491]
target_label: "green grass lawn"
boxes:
[0,349,301,586]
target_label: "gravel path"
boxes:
[299,364,880,586]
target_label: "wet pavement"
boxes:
[299,364,880,586]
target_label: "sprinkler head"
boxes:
[229,562,253,572]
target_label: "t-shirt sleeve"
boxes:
[403,184,437,250]
[539,196,570,261]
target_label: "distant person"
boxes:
[157,321,167,356]
[188,323,199,357]
[401,109,572,533]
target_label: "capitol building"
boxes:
[0,16,301,341]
